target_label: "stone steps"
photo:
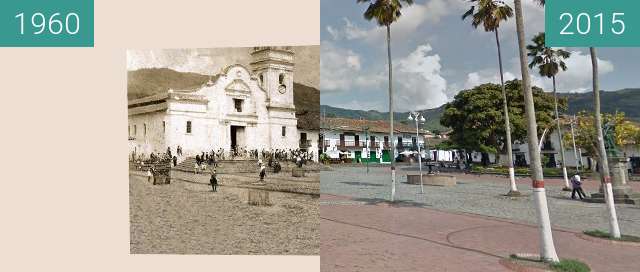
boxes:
[174,157,321,174]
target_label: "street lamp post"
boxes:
[363,125,370,174]
[408,112,426,194]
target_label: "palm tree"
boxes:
[513,0,559,262]
[527,32,572,191]
[590,47,621,238]
[462,0,519,196]
[357,0,413,202]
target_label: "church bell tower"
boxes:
[250,46,295,109]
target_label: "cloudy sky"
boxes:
[321,0,640,111]
[127,46,320,89]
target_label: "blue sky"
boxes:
[320,0,640,111]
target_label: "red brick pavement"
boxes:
[321,194,640,272]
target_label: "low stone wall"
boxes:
[406,174,456,186]
[248,189,270,206]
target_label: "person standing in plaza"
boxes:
[571,173,586,200]
[258,159,266,181]
[209,170,218,192]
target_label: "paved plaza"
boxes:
[130,171,319,255]
[321,165,640,271]
[321,166,640,236]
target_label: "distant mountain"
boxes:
[322,88,640,130]
[560,88,640,120]
[128,68,210,100]
[320,104,447,132]
[127,68,320,130]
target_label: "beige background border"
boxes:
[0,1,319,271]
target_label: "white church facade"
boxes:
[128,47,307,159]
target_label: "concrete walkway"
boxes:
[321,194,640,272]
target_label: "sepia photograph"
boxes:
[127,46,320,255]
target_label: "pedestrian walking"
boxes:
[146,167,153,183]
[210,170,218,192]
[172,156,178,167]
[571,174,587,200]
[148,166,156,185]
[259,160,266,181]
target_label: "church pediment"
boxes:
[224,79,251,97]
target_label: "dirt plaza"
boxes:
[129,170,319,255]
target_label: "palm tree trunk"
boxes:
[590,47,621,239]
[552,76,571,190]
[513,0,559,262]
[495,29,518,194]
[387,25,396,202]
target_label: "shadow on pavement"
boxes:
[340,181,385,187]
[350,197,433,208]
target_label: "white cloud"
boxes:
[459,50,614,94]
[463,70,517,89]
[320,41,384,91]
[321,42,449,110]
[326,0,461,43]
[394,43,449,109]
[529,50,614,93]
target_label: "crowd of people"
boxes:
[131,146,316,182]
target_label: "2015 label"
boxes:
[545,0,639,47]
[559,12,625,36]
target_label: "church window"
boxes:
[279,74,285,85]
[259,74,264,87]
[233,99,243,112]
[134,125,137,136]
[186,121,192,134]
[162,121,166,133]
[281,126,286,137]
[144,124,147,137]
[128,125,131,137]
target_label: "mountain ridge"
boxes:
[322,88,640,131]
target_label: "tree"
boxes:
[513,0,559,262]
[357,0,414,201]
[527,32,572,190]
[462,0,519,194]
[590,48,621,238]
[567,111,639,157]
[440,80,563,166]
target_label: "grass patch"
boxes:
[549,259,591,272]
[507,255,590,272]
[584,229,640,242]
[471,165,591,177]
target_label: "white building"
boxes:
[321,118,430,163]
[128,47,318,161]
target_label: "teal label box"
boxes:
[545,0,639,47]
[0,0,94,47]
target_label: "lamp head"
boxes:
[420,116,426,122]
[408,115,413,121]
